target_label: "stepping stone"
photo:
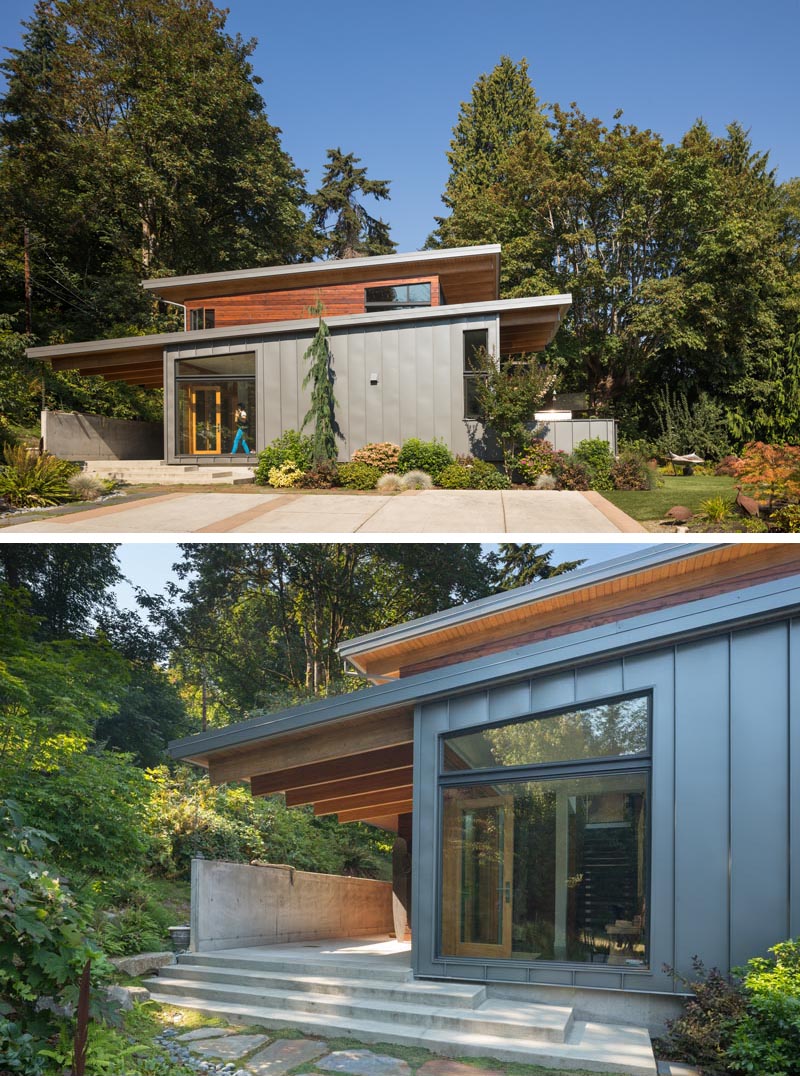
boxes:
[246,1038,328,1075]
[318,1050,412,1076]
[191,1033,269,1060]
[177,1028,232,1042]
[418,1063,505,1076]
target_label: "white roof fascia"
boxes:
[26,294,571,361]
[140,245,503,294]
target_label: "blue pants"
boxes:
[231,428,251,454]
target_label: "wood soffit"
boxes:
[349,544,800,680]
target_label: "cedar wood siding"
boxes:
[184,276,442,329]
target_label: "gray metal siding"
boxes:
[164,314,499,463]
[413,616,799,996]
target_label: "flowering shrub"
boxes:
[516,440,559,484]
[351,442,401,472]
[268,461,304,487]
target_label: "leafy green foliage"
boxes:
[337,461,380,490]
[471,350,556,468]
[770,505,800,532]
[0,444,79,507]
[658,957,747,1072]
[697,496,735,525]
[727,939,800,1076]
[516,440,560,483]
[296,460,340,488]
[490,545,584,590]
[654,390,733,462]
[268,461,304,487]
[437,463,472,489]
[572,438,615,491]
[254,429,315,485]
[0,802,113,1049]
[468,459,511,489]
[350,442,401,472]
[309,148,396,259]
[302,309,344,466]
[397,438,454,481]
[611,448,656,491]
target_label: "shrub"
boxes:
[469,347,556,467]
[268,461,304,488]
[516,440,559,484]
[658,957,746,1071]
[351,442,401,472]
[770,504,800,533]
[337,461,380,490]
[697,496,734,525]
[555,458,591,490]
[470,459,511,489]
[67,472,105,501]
[716,455,741,476]
[376,472,404,492]
[727,939,800,1076]
[254,429,314,485]
[731,442,800,507]
[397,438,453,481]
[402,469,433,490]
[296,461,339,488]
[654,389,732,462]
[437,463,473,489]
[612,449,656,491]
[0,445,79,507]
[572,438,615,491]
[98,905,164,957]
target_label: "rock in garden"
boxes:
[317,1050,412,1076]
[110,951,174,976]
[105,984,150,1010]
[247,1038,328,1075]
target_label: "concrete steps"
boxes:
[144,952,657,1075]
[82,460,255,485]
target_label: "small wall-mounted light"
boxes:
[369,372,379,385]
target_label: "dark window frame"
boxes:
[463,328,489,419]
[364,282,432,312]
[189,307,216,331]
[436,689,653,970]
[173,352,256,458]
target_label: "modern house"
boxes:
[155,543,800,1073]
[25,245,614,466]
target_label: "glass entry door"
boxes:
[442,793,514,958]
[189,386,221,454]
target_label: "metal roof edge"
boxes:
[337,543,715,663]
[168,567,800,762]
[26,293,570,361]
[141,245,503,294]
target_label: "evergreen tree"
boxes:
[492,544,585,590]
[309,148,396,259]
[0,0,310,341]
[302,301,342,464]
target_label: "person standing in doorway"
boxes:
[231,403,251,454]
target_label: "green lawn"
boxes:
[603,474,737,523]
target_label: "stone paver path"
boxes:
[317,1049,413,1076]
[176,1028,232,1042]
[246,1038,328,1075]
[418,1062,505,1076]
[190,1033,269,1060]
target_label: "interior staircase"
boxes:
[145,949,657,1075]
[82,460,256,486]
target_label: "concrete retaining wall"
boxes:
[190,859,394,952]
[42,409,163,461]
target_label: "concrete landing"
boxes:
[83,459,256,485]
[144,939,657,1075]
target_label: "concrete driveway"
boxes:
[1,488,644,534]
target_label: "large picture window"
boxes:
[175,354,255,457]
[439,694,650,968]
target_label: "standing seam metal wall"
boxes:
[163,314,499,463]
[412,615,799,996]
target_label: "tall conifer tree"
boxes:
[309,148,396,259]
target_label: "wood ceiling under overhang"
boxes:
[192,705,415,832]
[45,343,164,388]
[142,247,501,306]
[345,544,800,681]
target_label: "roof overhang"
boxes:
[25,294,570,383]
[141,245,502,305]
[168,547,800,777]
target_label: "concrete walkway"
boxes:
[0,489,643,534]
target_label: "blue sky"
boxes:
[114,542,653,612]
[1,0,797,251]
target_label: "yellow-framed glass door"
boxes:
[189,386,221,454]
[442,793,514,959]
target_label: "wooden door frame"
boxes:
[189,385,222,455]
[441,792,514,959]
